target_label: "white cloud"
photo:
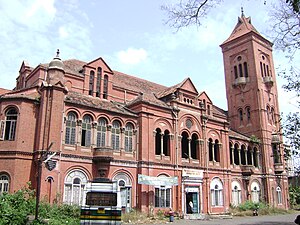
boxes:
[25,0,56,19]
[117,48,148,65]
[59,26,69,39]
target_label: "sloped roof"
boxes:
[221,14,260,45]
[0,88,11,95]
[212,105,228,117]
[65,91,137,117]
[229,129,251,141]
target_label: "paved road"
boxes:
[131,213,299,225]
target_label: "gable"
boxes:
[85,57,113,74]
[179,78,198,95]
[198,91,212,104]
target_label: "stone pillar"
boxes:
[77,119,82,145]
[160,132,164,156]
[238,148,241,165]
[188,138,191,159]
[251,150,254,166]
[120,127,125,150]
[231,147,234,165]
[92,121,97,147]
[245,149,248,165]
[107,124,112,147]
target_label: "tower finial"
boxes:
[241,7,245,17]
[56,49,60,58]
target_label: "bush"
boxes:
[0,183,80,225]
[0,184,35,225]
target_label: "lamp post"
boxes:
[35,142,54,221]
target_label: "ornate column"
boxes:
[251,149,254,166]
[120,127,125,150]
[107,124,112,147]
[245,149,248,165]
[238,148,241,165]
[76,119,82,145]
[231,146,234,165]
[92,121,97,147]
[160,132,164,156]
[188,138,191,159]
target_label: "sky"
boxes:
[0,0,298,115]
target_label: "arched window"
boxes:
[0,174,9,195]
[271,107,275,124]
[276,186,282,204]
[65,112,77,145]
[214,139,220,162]
[253,147,258,167]
[181,132,189,158]
[243,62,248,77]
[155,128,162,155]
[155,175,171,208]
[229,143,233,164]
[246,107,251,123]
[81,115,92,147]
[163,130,170,156]
[210,178,223,206]
[0,107,18,141]
[231,181,242,206]
[63,170,88,205]
[191,133,199,159]
[234,65,238,79]
[238,64,243,77]
[111,121,121,150]
[103,75,108,99]
[96,118,107,147]
[251,181,260,203]
[89,70,95,95]
[208,138,213,161]
[113,173,132,211]
[96,67,102,97]
[241,145,246,165]
[238,109,243,124]
[234,144,239,165]
[247,146,252,165]
[125,123,133,152]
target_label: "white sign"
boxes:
[182,169,203,178]
[138,174,178,186]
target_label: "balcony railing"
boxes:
[240,165,254,176]
[274,163,284,174]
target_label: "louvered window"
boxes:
[125,123,133,152]
[97,118,106,147]
[0,107,18,141]
[65,112,77,145]
[111,121,120,150]
[81,115,92,147]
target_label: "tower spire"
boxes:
[241,7,245,17]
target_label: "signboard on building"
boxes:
[182,169,204,179]
[138,174,178,186]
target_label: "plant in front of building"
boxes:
[289,186,300,209]
[0,183,35,225]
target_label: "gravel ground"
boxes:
[127,213,300,225]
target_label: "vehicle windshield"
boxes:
[86,192,117,206]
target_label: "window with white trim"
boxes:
[231,181,242,206]
[0,107,18,141]
[155,186,171,208]
[81,115,92,147]
[0,174,9,195]
[125,123,133,152]
[276,186,282,204]
[63,170,88,205]
[210,178,223,206]
[111,121,120,150]
[65,112,77,145]
[96,118,107,147]
[251,181,260,203]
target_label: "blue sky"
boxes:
[0,0,298,114]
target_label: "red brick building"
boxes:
[0,13,288,216]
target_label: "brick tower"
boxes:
[220,10,288,207]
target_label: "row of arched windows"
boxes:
[260,55,272,77]
[229,143,259,167]
[65,112,135,152]
[88,67,108,99]
[208,138,220,162]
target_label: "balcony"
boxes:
[93,147,114,162]
[234,77,247,86]
[240,165,254,176]
[263,76,274,87]
[274,163,284,174]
